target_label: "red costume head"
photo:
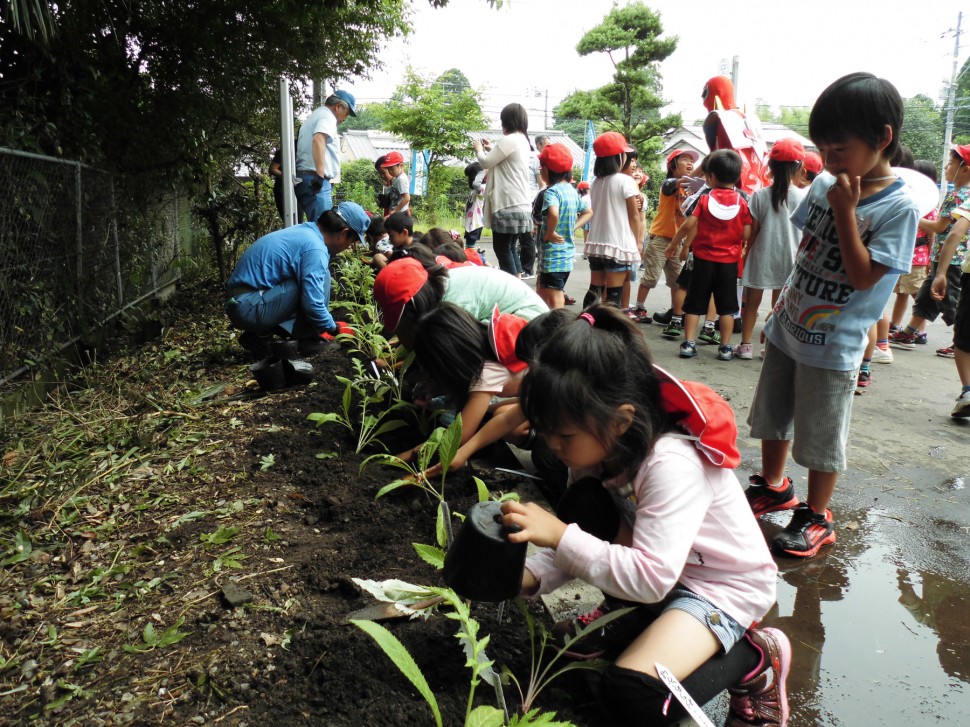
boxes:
[702,76,736,112]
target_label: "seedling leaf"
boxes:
[351,619,443,727]
[412,543,445,569]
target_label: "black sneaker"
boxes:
[653,308,673,325]
[745,475,799,518]
[552,598,650,660]
[772,504,836,557]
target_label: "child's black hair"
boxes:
[891,144,915,169]
[433,242,468,263]
[422,228,454,248]
[768,158,800,212]
[593,154,624,177]
[374,155,386,172]
[412,302,492,402]
[384,211,414,235]
[913,159,939,184]
[666,151,691,178]
[464,161,483,188]
[706,149,743,186]
[514,309,573,363]
[366,215,385,240]
[809,72,903,160]
[544,169,571,186]
[520,306,669,473]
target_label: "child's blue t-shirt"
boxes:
[539,182,588,273]
[764,172,918,371]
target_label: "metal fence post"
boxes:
[111,176,123,306]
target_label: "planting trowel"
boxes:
[346,595,444,622]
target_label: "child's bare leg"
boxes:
[957,346,970,387]
[615,610,720,680]
[671,286,686,315]
[761,439,790,484]
[806,470,838,514]
[741,287,764,344]
[682,313,701,341]
[891,293,908,326]
[621,273,632,309]
[718,314,734,347]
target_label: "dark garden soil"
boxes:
[0,279,609,726]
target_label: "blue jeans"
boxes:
[492,232,523,275]
[226,280,316,339]
[294,173,332,222]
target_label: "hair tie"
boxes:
[579,312,595,327]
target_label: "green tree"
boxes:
[555,2,680,156]
[341,103,390,131]
[949,56,970,146]
[901,95,943,163]
[380,67,488,221]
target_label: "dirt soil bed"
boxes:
[0,280,607,726]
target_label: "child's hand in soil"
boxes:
[500,501,567,549]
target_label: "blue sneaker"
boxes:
[718,344,735,361]
[679,340,697,358]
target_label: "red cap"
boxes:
[666,149,700,166]
[380,151,405,168]
[538,143,574,173]
[803,151,823,174]
[373,258,427,331]
[769,138,805,162]
[593,131,634,157]
[577,181,591,190]
[951,144,970,166]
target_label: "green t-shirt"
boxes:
[443,266,548,322]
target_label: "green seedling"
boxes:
[208,546,246,573]
[199,525,239,547]
[1,529,32,566]
[502,599,632,714]
[44,681,93,711]
[262,527,281,543]
[123,617,191,653]
[259,454,275,471]
[366,414,463,503]
[351,580,573,726]
[72,647,103,671]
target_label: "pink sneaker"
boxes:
[726,627,791,726]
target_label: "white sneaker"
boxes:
[871,347,894,364]
[736,342,754,360]
[952,390,970,418]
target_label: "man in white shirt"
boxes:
[294,90,356,221]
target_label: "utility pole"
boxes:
[942,11,963,191]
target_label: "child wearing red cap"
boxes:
[798,152,823,188]
[584,132,642,308]
[378,151,411,217]
[535,143,592,309]
[737,139,807,360]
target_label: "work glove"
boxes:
[320,321,354,341]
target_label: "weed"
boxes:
[123,617,191,653]
[199,525,239,547]
[259,454,275,471]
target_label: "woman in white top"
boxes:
[583,132,642,308]
[473,103,535,277]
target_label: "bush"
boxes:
[336,158,383,215]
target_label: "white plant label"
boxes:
[655,662,716,727]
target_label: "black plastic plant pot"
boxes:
[282,359,314,386]
[443,501,527,602]
[250,358,286,391]
[270,339,299,361]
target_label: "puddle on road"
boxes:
[759,511,970,725]
[938,476,966,491]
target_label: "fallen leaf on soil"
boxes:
[259,632,281,646]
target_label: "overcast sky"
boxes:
[343,0,966,129]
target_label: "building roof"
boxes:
[660,122,815,164]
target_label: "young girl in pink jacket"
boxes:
[500,305,790,726]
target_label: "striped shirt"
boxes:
[539,182,587,273]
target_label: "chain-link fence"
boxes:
[0,148,194,384]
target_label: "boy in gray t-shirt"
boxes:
[379,151,411,217]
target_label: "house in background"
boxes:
[660,123,814,167]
